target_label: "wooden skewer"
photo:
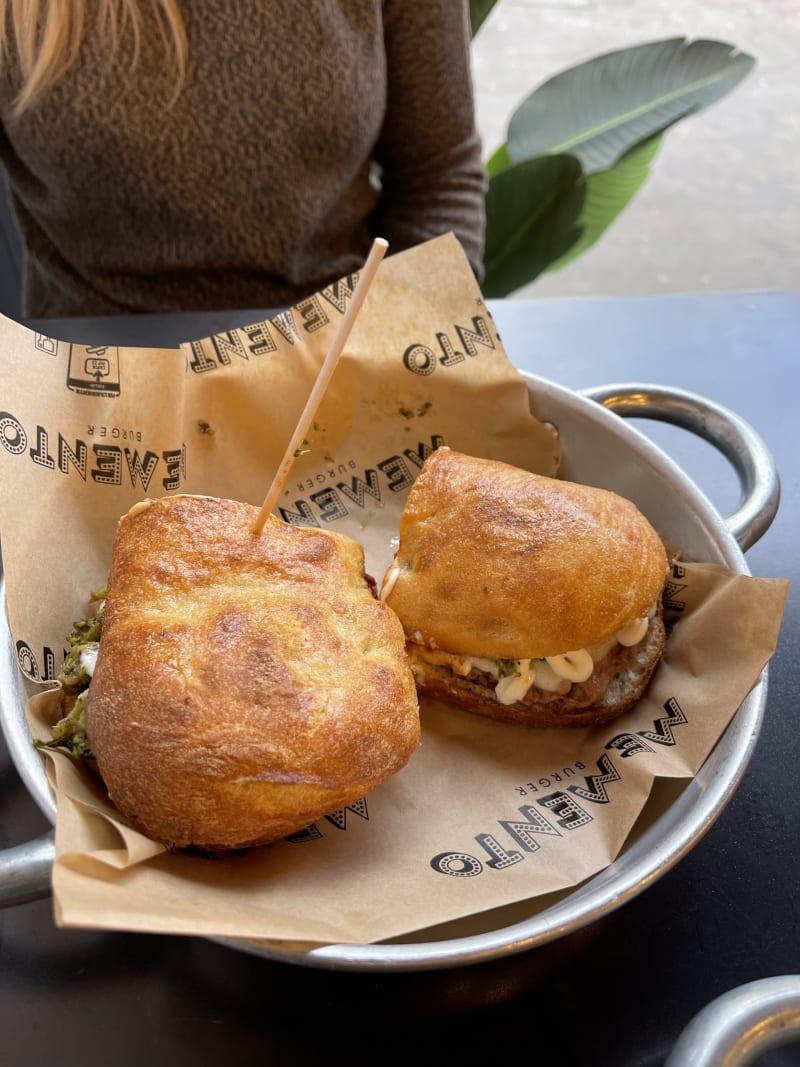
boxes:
[251,236,388,535]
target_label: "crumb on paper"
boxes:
[398,402,433,419]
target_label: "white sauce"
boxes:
[380,563,401,601]
[530,658,571,694]
[412,603,657,705]
[615,614,649,646]
[495,663,537,704]
[545,649,594,683]
[79,643,99,678]
[126,499,154,518]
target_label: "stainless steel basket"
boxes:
[0,377,781,973]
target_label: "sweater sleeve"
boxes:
[371,0,487,280]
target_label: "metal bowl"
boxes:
[0,376,780,971]
[665,975,800,1066]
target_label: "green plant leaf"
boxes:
[469,0,499,38]
[506,37,755,173]
[482,154,586,298]
[485,142,510,177]
[546,132,663,273]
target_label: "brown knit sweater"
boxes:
[0,1,486,316]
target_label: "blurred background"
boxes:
[472,0,798,298]
[0,0,796,318]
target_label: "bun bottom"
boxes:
[408,613,666,729]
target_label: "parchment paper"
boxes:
[0,235,787,945]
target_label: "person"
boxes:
[0,1,486,317]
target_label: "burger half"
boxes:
[380,448,669,728]
[81,494,420,851]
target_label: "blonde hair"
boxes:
[0,0,188,115]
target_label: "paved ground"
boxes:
[471,0,799,298]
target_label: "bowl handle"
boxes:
[0,831,54,907]
[664,975,800,1067]
[578,383,780,551]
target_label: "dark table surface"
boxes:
[2,290,798,1066]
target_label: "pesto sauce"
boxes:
[39,590,106,760]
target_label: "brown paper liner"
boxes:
[0,235,787,945]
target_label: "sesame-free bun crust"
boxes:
[383,448,668,660]
[86,495,419,851]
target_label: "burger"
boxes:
[380,448,669,727]
[51,494,420,851]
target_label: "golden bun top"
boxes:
[382,449,669,660]
[87,494,419,851]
